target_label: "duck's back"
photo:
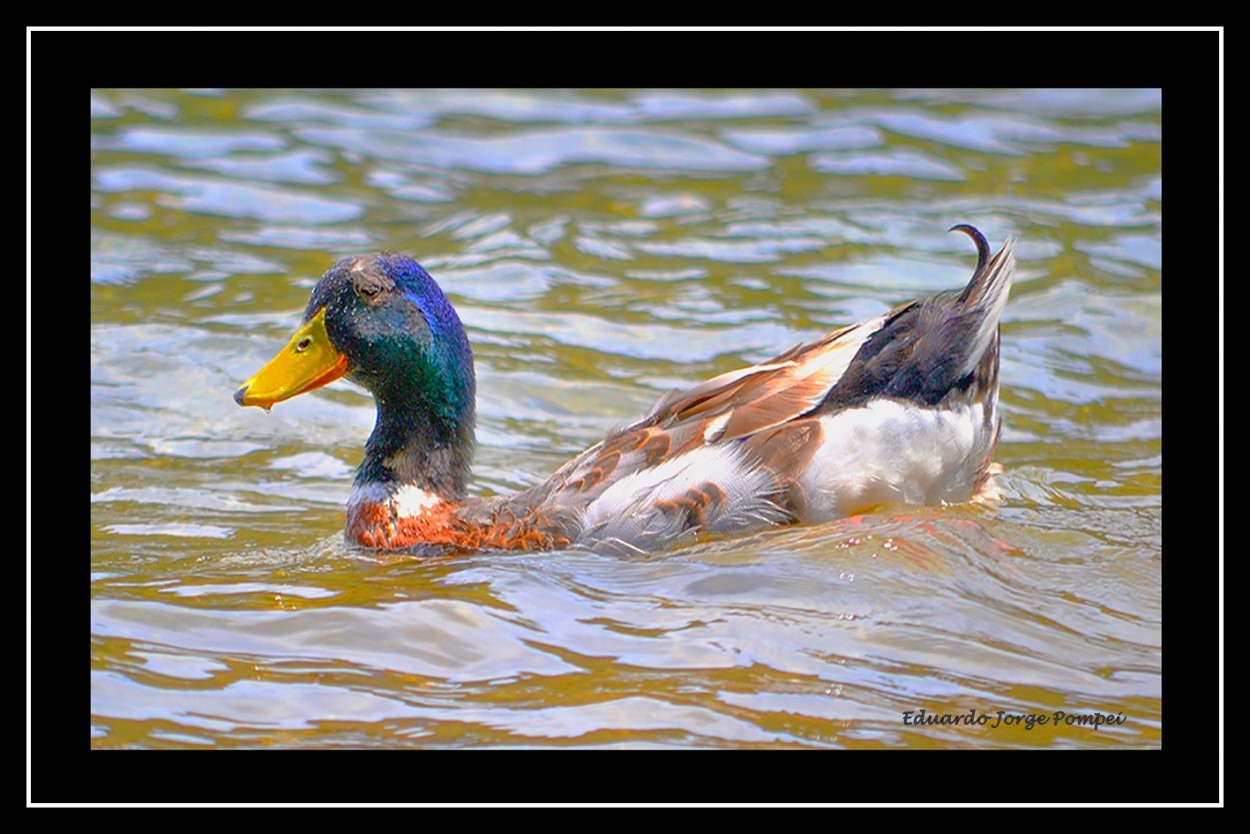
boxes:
[464,234,1014,556]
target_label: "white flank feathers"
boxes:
[799,400,995,520]
[577,444,785,553]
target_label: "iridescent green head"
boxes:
[236,254,476,497]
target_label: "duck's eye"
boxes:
[295,336,313,353]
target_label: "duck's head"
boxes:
[235,254,476,497]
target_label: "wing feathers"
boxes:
[500,229,1013,552]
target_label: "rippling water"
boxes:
[90,88,1161,749]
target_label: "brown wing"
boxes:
[455,229,1014,550]
[521,313,890,511]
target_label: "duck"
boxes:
[234,224,1013,556]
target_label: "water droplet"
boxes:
[263,406,272,415]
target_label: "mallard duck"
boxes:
[235,225,1013,556]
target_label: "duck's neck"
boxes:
[356,400,475,498]
[345,292,477,502]
[346,399,476,549]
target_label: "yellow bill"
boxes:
[234,307,349,409]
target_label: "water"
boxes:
[89,88,1161,749]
